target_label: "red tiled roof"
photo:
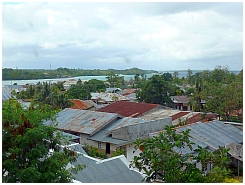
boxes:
[96,101,160,118]
[70,99,92,110]
[172,112,190,121]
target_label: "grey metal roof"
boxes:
[88,129,127,145]
[5,85,25,89]
[72,155,145,183]
[176,121,243,151]
[105,88,121,93]
[104,117,148,131]
[2,91,13,101]
[91,92,130,102]
[88,117,148,144]
[68,143,88,155]
[60,132,80,140]
[43,108,121,136]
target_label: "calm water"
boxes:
[2,70,240,87]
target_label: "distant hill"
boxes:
[2,67,159,80]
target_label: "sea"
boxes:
[2,70,240,87]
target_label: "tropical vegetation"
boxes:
[130,125,233,183]
[2,99,84,183]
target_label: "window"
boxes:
[98,142,101,148]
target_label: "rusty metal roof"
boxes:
[97,101,160,118]
[70,99,95,110]
[44,108,121,136]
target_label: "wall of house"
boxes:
[80,133,117,155]
[126,144,141,162]
[111,117,172,141]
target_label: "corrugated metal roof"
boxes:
[105,88,121,93]
[172,111,190,121]
[139,109,179,120]
[43,108,121,136]
[68,143,88,155]
[91,92,130,102]
[176,121,243,151]
[88,117,148,144]
[171,96,190,103]
[72,155,145,183]
[70,99,94,110]
[97,101,160,118]
[2,91,13,101]
[88,130,127,145]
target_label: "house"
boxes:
[2,87,15,102]
[63,79,78,90]
[139,109,219,125]
[105,87,121,93]
[171,96,192,111]
[43,108,172,162]
[150,120,243,172]
[70,99,96,111]
[71,153,145,183]
[4,85,27,94]
[43,108,242,174]
[49,142,145,183]
[171,95,206,111]
[96,101,162,118]
[121,88,138,102]
[91,92,130,104]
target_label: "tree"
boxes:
[161,72,173,82]
[130,125,232,183]
[203,80,242,121]
[130,125,201,183]
[136,75,173,106]
[173,71,179,79]
[84,79,106,92]
[186,69,193,84]
[2,99,84,182]
[106,72,120,88]
[66,81,91,100]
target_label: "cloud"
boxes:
[2,2,243,71]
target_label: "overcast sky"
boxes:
[2,2,243,71]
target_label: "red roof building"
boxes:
[96,101,161,118]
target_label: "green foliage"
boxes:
[136,75,174,107]
[3,67,157,80]
[112,148,126,157]
[16,82,73,109]
[66,82,91,100]
[130,125,232,183]
[83,144,107,159]
[130,125,195,182]
[105,72,124,88]
[84,79,106,92]
[203,167,230,183]
[2,99,84,183]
